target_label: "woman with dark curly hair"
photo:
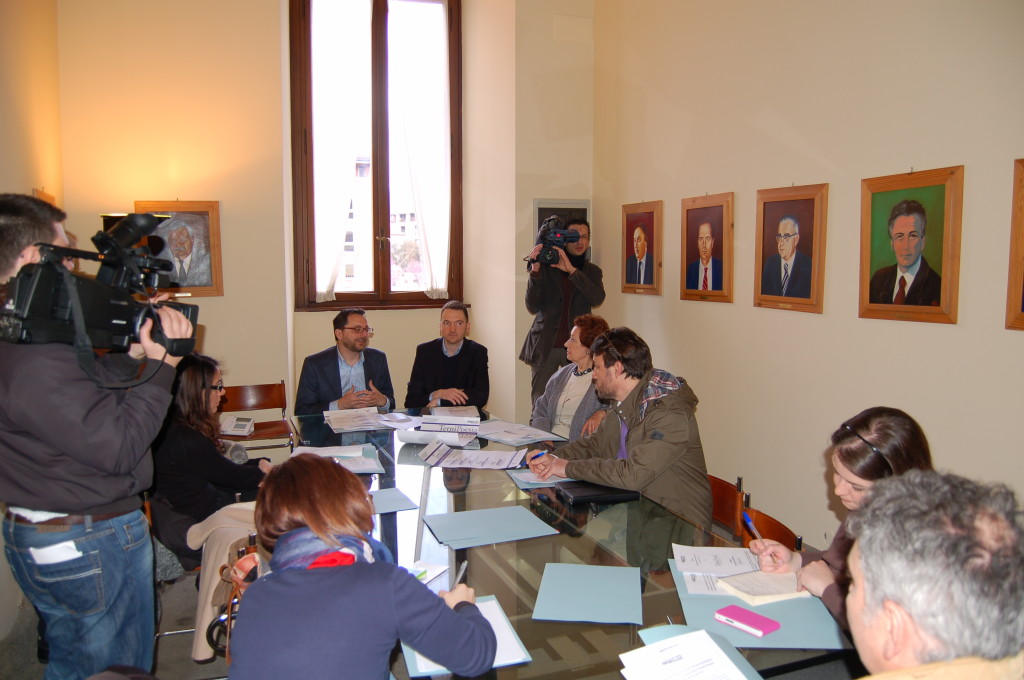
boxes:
[530,314,610,444]
[151,354,271,566]
[750,406,933,628]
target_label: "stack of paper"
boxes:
[417,440,525,469]
[402,596,531,677]
[717,570,808,606]
[423,506,558,549]
[430,405,479,418]
[220,415,254,436]
[420,414,480,435]
[323,407,387,433]
[621,628,758,680]
[477,419,565,446]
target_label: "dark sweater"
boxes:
[229,561,496,680]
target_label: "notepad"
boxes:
[717,570,810,606]
[402,596,531,676]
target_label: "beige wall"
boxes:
[590,0,1024,545]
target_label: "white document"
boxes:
[29,541,84,565]
[430,405,480,418]
[672,545,759,577]
[619,629,749,680]
[418,440,526,469]
[290,445,364,458]
[477,419,565,446]
[336,456,383,473]
[676,570,730,596]
[323,407,385,433]
[412,597,529,674]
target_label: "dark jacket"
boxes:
[868,256,942,306]
[229,561,497,680]
[295,346,395,415]
[405,338,489,409]
[0,344,175,515]
[761,250,812,298]
[557,369,712,528]
[519,262,605,367]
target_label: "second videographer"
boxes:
[519,217,605,404]
[0,194,195,680]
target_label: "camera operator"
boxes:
[519,217,605,404]
[0,194,194,680]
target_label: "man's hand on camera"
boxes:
[526,244,543,275]
[139,307,194,367]
[551,247,577,275]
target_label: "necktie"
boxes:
[894,275,907,304]
[177,258,187,280]
[617,419,629,460]
[701,267,708,290]
[781,262,790,295]
[637,261,642,283]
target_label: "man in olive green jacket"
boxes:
[529,327,711,529]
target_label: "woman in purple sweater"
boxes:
[229,454,496,679]
[750,406,933,629]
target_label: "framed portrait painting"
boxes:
[134,200,224,297]
[622,200,662,295]
[858,166,963,324]
[753,183,829,314]
[1005,159,1024,330]
[681,192,733,303]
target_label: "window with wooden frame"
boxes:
[289,0,463,310]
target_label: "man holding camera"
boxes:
[0,194,194,680]
[520,218,605,404]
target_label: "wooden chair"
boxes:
[708,475,745,537]
[220,380,295,452]
[739,506,803,552]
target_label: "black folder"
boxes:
[554,480,640,505]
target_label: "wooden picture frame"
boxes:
[681,192,733,303]
[1005,159,1024,330]
[622,200,663,295]
[858,166,963,324]
[753,183,829,314]
[134,200,223,297]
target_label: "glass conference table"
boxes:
[291,415,851,679]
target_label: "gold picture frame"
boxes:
[134,200,224,297]
[622,200,663,295]
[753,183,829,314]
[858,166,963,324]
[1005,159,1024,330]
[681,192,733,303]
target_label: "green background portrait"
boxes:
[869,184,946,273]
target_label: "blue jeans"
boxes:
[3,511,155,680]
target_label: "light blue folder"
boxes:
[639,624,763,678]
[669,560,850,650]
[369,487,418,514]
[533,563,643,624]
[423,505,558,549]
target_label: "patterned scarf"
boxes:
[269,527,394,572]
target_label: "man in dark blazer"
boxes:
[295,308,395,415]
[685,221,723,291]
[868,199,941,306]
[625,225,654,285]
[405,300,489,409]
[761,216,812,298]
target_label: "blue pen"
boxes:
[744,511,777,564]
[528,450,548,463]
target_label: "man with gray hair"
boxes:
[760,216,811,298]
[845,470,1023,679]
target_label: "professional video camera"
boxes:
[533,215,581,266]
[0,213,198,358]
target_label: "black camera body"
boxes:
[0,213,198,356]
[535,215,581,266]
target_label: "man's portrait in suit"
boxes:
[760,215,812,299]
[625,224,654,285]
[868,199,941,306]
[155,213,213,288]
[684,211,723,292]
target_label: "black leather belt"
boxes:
[4,510,125,525]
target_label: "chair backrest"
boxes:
[221,381,287,417]
[740,506,803,552]
[708,475,745,537]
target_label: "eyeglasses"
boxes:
[842,423,886,464]
[205,381,226,392]
[342,326,374,334]
[441,320,466,328]
[775,233,798,242]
